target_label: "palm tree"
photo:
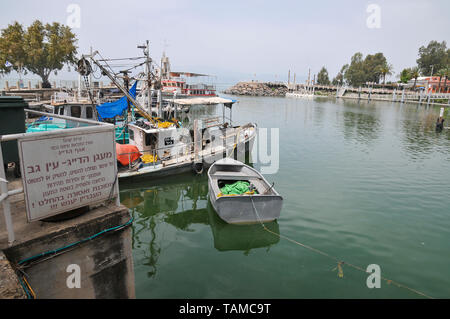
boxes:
[437,69,446,93]
[380,63,394,85]
[442,66,449,93]
[410,67,420,91]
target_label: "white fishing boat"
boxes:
[208,158,283,224]
[117,98,257,180]
[74,46,257,181]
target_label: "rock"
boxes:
[224,82,288,97]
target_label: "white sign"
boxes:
[19,130,118,221]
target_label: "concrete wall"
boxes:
[3,204,135,299]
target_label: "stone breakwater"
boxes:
[224,82,288,97]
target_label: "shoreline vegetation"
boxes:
[224,40,449,99]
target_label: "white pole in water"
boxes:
[440,107,445,118]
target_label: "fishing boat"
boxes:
[207,158,283,224]
[118,98,257,180]
[72,46,257,181]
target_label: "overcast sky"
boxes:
[1,0,449,85]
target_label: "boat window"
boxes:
[86,106,93,119]
[54,107,58,114]
[59,107,64,115]
[71,105,81,118]
[145,133,157,146]
[129,129,134,141]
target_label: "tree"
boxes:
[437,67,449,93]
[340,52,392,87]
[379,63,393,85]
[332,64,348,86]
[317,66,330,85]
[0,22,26,76]
[344,53,367,87]
[399,68,413,83]
[410,67,420,91]
[0,20,77,87]
[416,40,449,76]
[363,52,387,84]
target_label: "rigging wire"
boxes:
[99,56,145,61]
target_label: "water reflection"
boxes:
[400,107,450,160]
[120,173,280,277]
[207,202,279,254]
[340,101,381,145]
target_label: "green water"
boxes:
[120,96,450,299]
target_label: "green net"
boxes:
[220,181,258,195]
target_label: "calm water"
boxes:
[120,96,450,299]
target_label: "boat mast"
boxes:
[138,40,152,112]
[80,51,154,122]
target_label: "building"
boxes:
[408,76,449,93]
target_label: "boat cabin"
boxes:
[127,121,189,160]
[47,103,96,120]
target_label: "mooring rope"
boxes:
[249,197,433,299]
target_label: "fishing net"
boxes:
[219,181,258,195]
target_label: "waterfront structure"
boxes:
[160,52,217,97]
[408,76,450,93]
[0,104,135,299]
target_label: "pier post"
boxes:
[392,89,396,102]
[38,82,42,89]
[358,86,361,100]
[28,81,31,90]
[401,87,405,103]
[419,91,423,105]
[368,86,372,102]
[5,81,9,91]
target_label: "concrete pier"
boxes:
[0,172,135,299]
[0,251,27,298]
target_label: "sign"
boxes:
[164,137,174,146]
[18,130,118,222]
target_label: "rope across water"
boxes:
[249,197,433,299]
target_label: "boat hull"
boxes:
[208,186,282,224]
[118,131,255,182]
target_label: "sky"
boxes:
[1,0,449,86]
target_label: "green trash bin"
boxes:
[0,96,27,176]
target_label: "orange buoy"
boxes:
[116,143,141,166]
